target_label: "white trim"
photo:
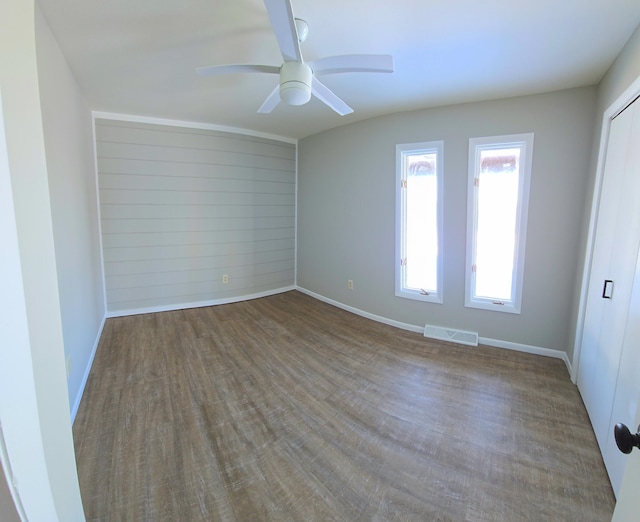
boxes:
[465,133,534,315]
[91,115,108,315]
[296,287,424,333]
[479,337,571,374]
[571,74,640,384]
[92,110,298,145]
[0,84,30,522]
[294,143,299,286]
[106,286,297,318]
[70,314,106,424]
[395,140,444,304]
[296,287,570,374]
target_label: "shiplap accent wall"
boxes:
[95,118,296,314]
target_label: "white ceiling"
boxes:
[37,0,640,140]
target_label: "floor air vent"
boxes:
[423,324,479,346]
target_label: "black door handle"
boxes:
[614,423,640,454]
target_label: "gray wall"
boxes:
[298,87,596,353]
[597,23,640,117]
[36,7,105,417]
[95,119,296,314]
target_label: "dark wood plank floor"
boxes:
[73,291,615,521]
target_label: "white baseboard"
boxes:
[106,286,297,318]
[296,286,572,375]
[479,337,572,374]
[296,287,423,334]
[70,314,106,424]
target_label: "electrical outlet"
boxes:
[222,274,229,284]
[347,279,354,290]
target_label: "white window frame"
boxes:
[465,133,534,314]
[395,141,444,304]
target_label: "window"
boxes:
[465,133,534,314]
[395,141,444,303]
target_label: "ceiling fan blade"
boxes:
[196,64,280,77]
[257,85,281,113]
[263,0,302,63]
[311,77,353,116]
[309,54,394,76]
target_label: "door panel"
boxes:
[603,105,640,494]
[605,246,640,494]
[578,101,633,439]
[577,97,640,496]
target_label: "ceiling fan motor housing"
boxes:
[279,61,312,105]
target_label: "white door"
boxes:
[612,395,640,521]
[577,96,640,496]
[607,246,640,495]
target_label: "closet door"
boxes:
[605,247,640,495]
[577,96,640,495]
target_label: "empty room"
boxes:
[3,0,640,520]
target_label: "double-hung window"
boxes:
[395,141,444,303]
[465,133,534,314]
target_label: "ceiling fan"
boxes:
[196,0,394,115]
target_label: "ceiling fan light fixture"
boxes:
[280,81,311,105]
[279,61,312,106]
[196,0,393,115]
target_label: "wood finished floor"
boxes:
[73,291,615,521]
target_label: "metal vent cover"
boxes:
[423,324,479,346]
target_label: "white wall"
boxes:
[0,0,85,519]
[95,118,296,315]
[35,6,106,419]
[298,87,596,355]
